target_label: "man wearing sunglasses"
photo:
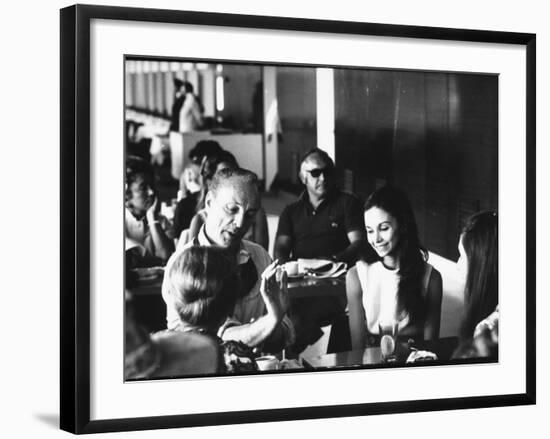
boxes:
[274,148,367,353]
[274,148,365,265]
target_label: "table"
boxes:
[127,272,347,334]
[302,337,459,370]
[287,275,345,299]
[128,273,345,298]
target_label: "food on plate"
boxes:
[221,340,258,373]
[406,349,438,363]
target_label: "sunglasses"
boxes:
[306,167,333,178]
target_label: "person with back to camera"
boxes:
[346,186,443,350]
[186,150,269,251]
[162,167,294,353]
[125,155,174,268]
[452,211,499,359]
[162,245,263,372]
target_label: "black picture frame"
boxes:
[60,4,536,434]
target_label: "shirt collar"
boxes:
[197,226,251,265]
[299,187,338,213]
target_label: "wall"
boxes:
[219,64,262,130]
[335,69,498,261]
[277,66,317,183]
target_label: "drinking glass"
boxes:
[379,321,399,362]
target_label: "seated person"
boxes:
[125,299,222,379]
[162,245,260,372]
[347,186,443,350]
[125,156,174,268]
[188,139,223,166]
[172,163,201,241]
[187,150,269,251]
[172,140,224,242]
[452,211,499,359]
[162,167,294,353]
[273,148,371,353]
[274,148,368,265]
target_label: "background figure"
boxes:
[169,78,185,132]
[188,139,224,165]
[455,210,499,349]
[347,186,443,350]
[172,140,224,242]
[178,162,201,197]
[172,163,201,241]
[125,156,174,268]
[179,81,203,132]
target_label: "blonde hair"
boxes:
[164,246,240,329]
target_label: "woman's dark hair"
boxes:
[460,211,498,339]
[363,186,428,325]
[164,246,241,331]
[196,150,239,211]
[182,81,204,114]
[201,150,238,183]
[182,80,194,94]
[188,140,223,165]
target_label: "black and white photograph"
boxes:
[124,58,499,379]
[55,2,538,434]
[3,0,548,437]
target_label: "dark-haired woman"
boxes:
[346,186,442,349]
[452,211,498,359]
[125,155,174,267]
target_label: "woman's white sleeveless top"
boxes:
[356,260,433,335]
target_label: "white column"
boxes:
[316,68,335,162]
[263,66,279,190]
[201,68,215,117]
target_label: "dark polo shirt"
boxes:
[276,189,364,261]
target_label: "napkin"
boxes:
[406,349,438,363]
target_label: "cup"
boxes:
[255,355,280,371]
[379,321,399,362]
[284,261,299,277]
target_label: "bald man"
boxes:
[162,167,294,352]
